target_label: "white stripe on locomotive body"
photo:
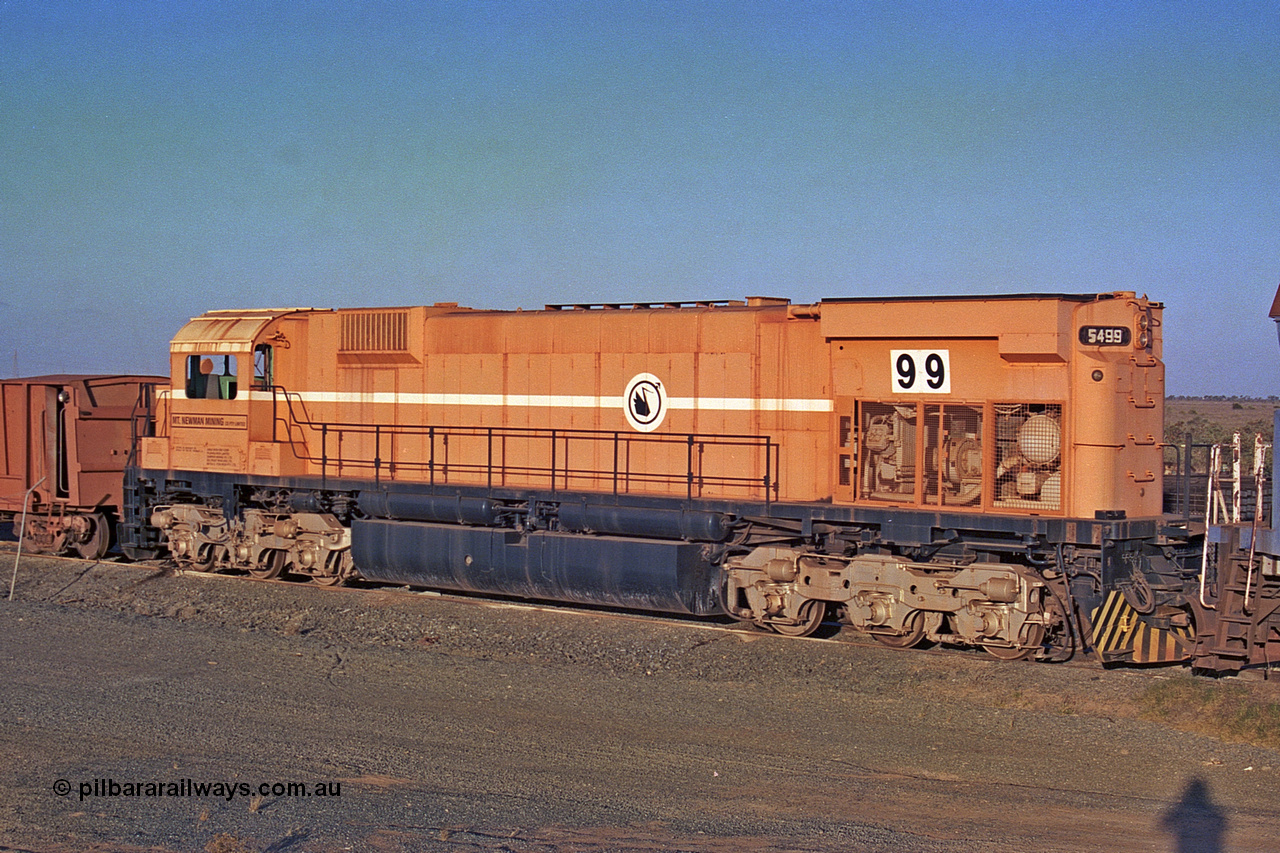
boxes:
[668,397,834,413]
[165,389,835,413]
[251,391,614,408]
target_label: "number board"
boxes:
[1078,326,1131,346]
[891,350,950,394]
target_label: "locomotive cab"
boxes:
[135,309,362,580]
[141,309,312,479]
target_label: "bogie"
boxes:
[725,545,1056,656]
[150,499,353,585]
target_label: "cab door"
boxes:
[834,396,856,503]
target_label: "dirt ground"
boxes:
[1,553,1278,852]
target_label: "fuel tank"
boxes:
[351,517,723,615]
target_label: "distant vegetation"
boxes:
[1166,395,1280,402]
[1165,398,1276,447]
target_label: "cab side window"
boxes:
[254,344,273,389]
[185,354,238,400]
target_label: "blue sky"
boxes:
[2,1,1277,394]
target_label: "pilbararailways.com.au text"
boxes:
[55,778,342,801]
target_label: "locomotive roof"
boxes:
[183,292,1158,334]
[532,292,1159,312]
[1,374,167,384]
[175,308,313,353]
[821,291,1156,306]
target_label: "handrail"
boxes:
[1243,435,1267,613]
[264,385,778,501]
[8,476,47,601]
[1198,445,1220,611]
[126,382,159,469]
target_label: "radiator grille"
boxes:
[340,311,408,352]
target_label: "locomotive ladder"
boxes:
[1193,527,1280,674]
[1193,436,1279,673]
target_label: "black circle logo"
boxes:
[624,373,666,432]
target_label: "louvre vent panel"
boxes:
[340,311,409,352]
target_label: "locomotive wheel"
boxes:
[309,570,346,587]
[871,610,927,649]
[187,544,220,573]
[249,549,287,580]
[983,624,1046,661]
[73,513,109,561]
[770,601,826,637]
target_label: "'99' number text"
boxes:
[891,350,951,394]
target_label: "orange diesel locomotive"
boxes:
[120,293,1188,662]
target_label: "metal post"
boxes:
[764,438,774,504]
[1199,445,1220,610]
[1232,432,1242,523]
[8,477,47,601]
[1182,432,1192,521]
[1244,434,1267,613]
[321,424,328,490]
[686,434,694,499]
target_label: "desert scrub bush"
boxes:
[1140,674,1280,750]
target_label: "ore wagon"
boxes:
[1,375,163,558]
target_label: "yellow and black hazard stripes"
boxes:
[1091,591,1194,664]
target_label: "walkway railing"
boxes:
[266,387,779,501]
